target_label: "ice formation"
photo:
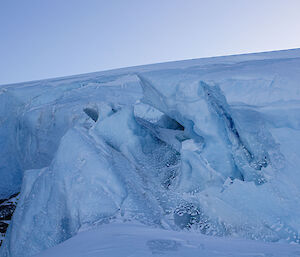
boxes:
[1,49,300,256]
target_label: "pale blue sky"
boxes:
[1,0,299,85]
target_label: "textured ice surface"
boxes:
[1,49,300,256]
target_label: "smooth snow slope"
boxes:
[34,223,300,257]
[1,48,300,257]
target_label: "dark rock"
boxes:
[0,204,16,220]
[0,192,19,247]
[0,221,8,233]
[0,192,19,205]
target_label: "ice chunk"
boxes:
[138,75,267,186]
[1,127,128,256]
[1,107,181,256]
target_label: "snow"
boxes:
[33,222,300,257]
[1,48,300,256]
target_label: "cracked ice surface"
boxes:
[1,49,300,256]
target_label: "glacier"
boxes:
[1,49,300,256]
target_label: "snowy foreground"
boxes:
[1,49,300,256]
[34,223,300,257]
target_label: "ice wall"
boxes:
[1,49,300,256]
